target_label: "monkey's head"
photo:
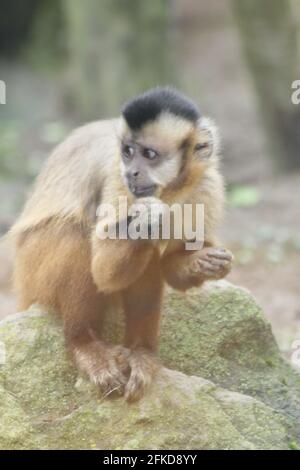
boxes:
[120,87,218,199]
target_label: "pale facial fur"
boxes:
[119,112,195,197]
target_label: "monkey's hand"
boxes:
[128,196,167,241]
[186,247,233,280]
[162,246,233,291]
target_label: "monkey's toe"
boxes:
[83,345,130,397]
[93,367,126,397]
[124,349,159,402]
[124,370,151,402]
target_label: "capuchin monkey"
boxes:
[11,87,233,402]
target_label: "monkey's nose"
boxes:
[132,170,139,178]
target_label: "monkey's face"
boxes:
[120,139,181,198]
[120,140,157,197]
[120,114,194,198]
[120,88,220,199]
[120,103,218,199]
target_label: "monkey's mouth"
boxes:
[130,184,157,198]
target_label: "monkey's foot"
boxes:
[73,342,130,397]
[124,349,159,402]
[188,247,233,280]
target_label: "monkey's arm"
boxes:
[161,165,232,291]
[91,232,155,293]
[91,195,166,293]
[161,245,233,291]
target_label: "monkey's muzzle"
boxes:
[129,184,158,198]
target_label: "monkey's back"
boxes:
[12,118,122,235]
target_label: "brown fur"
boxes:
[11,115,232,401]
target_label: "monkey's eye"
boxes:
[122,144,134,159]
[194,142,209,151]
[194,141,212,159]
[143,148,158,160]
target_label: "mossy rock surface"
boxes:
[0,281,299,449]
[160,282,300,432]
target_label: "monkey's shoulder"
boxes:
[186,166,224,205]
[51,118,121,160]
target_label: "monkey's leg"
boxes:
[162,246,233,291]
[63,296,130,397]
[121,253,163,402]
[15,223,130,397]
[59,248,131,397]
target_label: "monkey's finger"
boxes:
[203,271,219,278]
[195,259,220,271]
[206,249,233,261]
[202,266,230,279]
[205,247,232,256]
[205,257,231,267]
[191,266,218,278]
[189,259,212,274]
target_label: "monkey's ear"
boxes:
[194,116,219,159]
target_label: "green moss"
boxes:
[0,281,299,449]
[158,283,300,440]
[289,441,300,450]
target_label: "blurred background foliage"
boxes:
[0,0,300,355]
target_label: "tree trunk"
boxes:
[232,0,300,171]
[63,0,176,120]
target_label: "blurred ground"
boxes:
[224,175,300,354]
